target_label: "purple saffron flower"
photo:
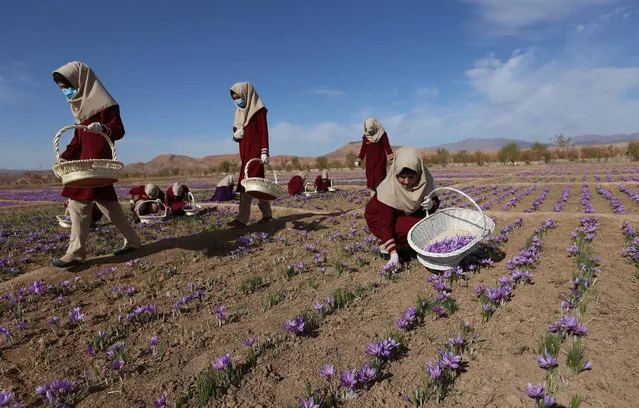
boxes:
[320,363,335,379]
[543,394,557,407]
[358,362,376,383]
[111,359,125,370]
[312,302,324,311]
[243,337,256,347]
[365,341,383,358]
[526,383,544,399]
[68,307,84,323]
[439,349,462,370]
[537,352,558,369]
[299,396,320,408]
[214,353,232,371]
[0,389,16,406]
[153,391,168,408]
[581,361,593,371]
[340,369,358,389]
[150,336,159,347]
[427,361,442,379]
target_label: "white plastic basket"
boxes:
[328,179,336,192]
[240,158,281,201]
[303,182,318,197]
[55,206,72,228]
[137,200,168,224]
[408,187,495,271]
[51,125,123,188]
[183,191,201,216]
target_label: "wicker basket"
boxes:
[56,206,72,228]
[328,179,336,192]
[137,200,168,224]
[240,158,281,201]
[183,192,201,216]
[408,187,495,271]
[303,182,318,197]
[51,125,123,188]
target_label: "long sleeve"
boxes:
[314,175,322,190]
[357,137,366,161]
[97,105,125,141]
[382,133,394,161]
[255,109,269,156]
[232,126,241,143]
[129,186,145,196]
[365,195,398,255]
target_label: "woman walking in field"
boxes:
[355,117,394,195]
[51,61,141,268]
[364,146,440,270]
[228,82,272,228]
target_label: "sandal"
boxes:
[256,217,273,224]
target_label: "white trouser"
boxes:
[236,193,272,224]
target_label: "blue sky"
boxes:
[1,0,638,169]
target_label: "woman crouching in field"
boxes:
[51,61,141,268]
[166,182,190,216]
[288,170,309,196]
[364,146,440,270]
[314,169,330,193]
[210,174,236,202]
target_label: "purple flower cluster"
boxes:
[35,378,75,407]
[596,186,625,214]
[548,315,588,337]
[552,186,570,212]
[525,383,556,407]
[396,307,417,330]
[364,337,400,360]
[486,218,523,245]
[622,221,639,272]
[126,304,157,323]
[619,185,639,204]
[524,185,551,213]
[68,307,84,325]
[424,234,476,254]
[502,185,536,211]
[580,184,595,213]
[214,305,228,324]
[174,287,205,310]
[214,353,232,371]
[0,389,21,408]
[283,316,305,336]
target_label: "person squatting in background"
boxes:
[129,183,165,220]
[51,61,141,268]
[314,169,330,192]
[166,182,190,216]
[364,146,440,270]
[210,174,236,202]
[228,82,273,228]
[355,117,394,196]
[288,170,309,196]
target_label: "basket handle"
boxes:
[243,157,276,182]
[426,186,488,237]
[54,125,117,163]
[304,182,316,193]
[138,200,167,217]
[187,191,195,205]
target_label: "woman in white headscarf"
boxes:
[355,117,394,194]
[166,182,190,215]
[314,169,331,192]
[228,82,273,227]
[128,184,165,218]
[364,147,440,269]
[50,61,141,268]
[210,174,236,202]
[288,170,309,196]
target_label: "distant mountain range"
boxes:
[3,132,638,175]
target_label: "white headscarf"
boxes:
[172,182,184,197]
[376,146,436,214]
[298,170,309,182]
[217,174,236,187]
[231,82,266,129]
[321,169,329,179]
[364,117,385,144]
[54,61,118,124]
[144,184,159,199]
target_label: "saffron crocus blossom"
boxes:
[340,369,358,389]
[153,391,168,408]
[537,352,558,369]
[427,361,442,379]
[0,389,21,408]
[243,337,256,347]
[542,394,557,407]
[283,316,305,335]
[68,307,84,324]
[439,349,462,370]
[581,361,593,371]
[214,353,232,371]
[150,336,159,347]
[312,302,324,311]
[299,396,320,408]
[424,234,476,253]
[525,383,544,399]
[320,364,335,379]
[358,362,377,383]
[214,305,228,324]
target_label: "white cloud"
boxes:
[416,87,439,97]
[262,48,639,154]
[310,87,344,97]
[463,0,618,37]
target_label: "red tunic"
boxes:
[128,185,165,204]
[364,195,440,254]
[357,133,394,190]
[288,175,303,196]
[233,108,269,194]
[166,185,190,213]
[60,105,125,201]
[314,175,329,192]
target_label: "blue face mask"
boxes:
[62,87,78,100]
[234,98,246,108]
[367,129,376,136]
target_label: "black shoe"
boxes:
[113,246,139,256]
[51,259,84,268]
